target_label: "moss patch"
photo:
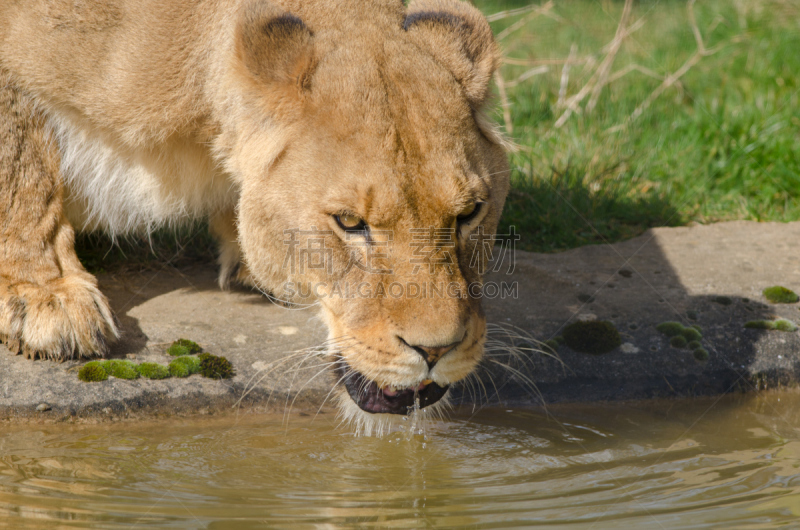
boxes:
[744,320,773,330]
[763,286,799,304]
[167,338,202,356]
[199,353,236,379]
[562,321,621,355]
[670,336,688,348]
[655,322,685,337]
[101,360,139,380]
[543,339,559,353]
[78,361,108,382]
[137,362,170,380]
[657,322,704,342]
[693,348,710,362]
[713,296,733,306]
[656,321,707,353]
[745,319,799,332]
[681,327,702,342]
[774,319,798,332]
[169,355,201,378]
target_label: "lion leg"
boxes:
[209,207,256,290]
[0,73,118,360]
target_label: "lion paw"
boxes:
[0,272,118,361]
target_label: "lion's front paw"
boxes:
[0,272,118,360]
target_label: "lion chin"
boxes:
[1,0,509,433]
[340,368,449,415]
[338,372,451,436]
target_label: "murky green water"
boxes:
[3,391,800,528]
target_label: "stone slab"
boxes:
[2,220,799,420]
[478,220,800,405]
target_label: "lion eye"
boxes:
[334,213,367,232]
[456,202,483,224]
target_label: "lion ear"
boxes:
[237,4,315,92]
[404,0,499,108]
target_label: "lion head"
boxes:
[220,0,510,431]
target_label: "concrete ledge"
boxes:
[3,221,799,420]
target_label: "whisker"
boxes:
[313,367,354,422]
[486,358,544,404]
[234,336,356,409]
[283,354,351,418]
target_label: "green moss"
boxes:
[713,296,733,306]
[656,321,685,337]
[763,286,799,304]
[691,325,703,332]
[656,321,704,347]
[745,320,774,330]
[137,362,170,380]
[686,310,698,321]
[687,341,702,350]
[168,355,201,378]
[168,362,190,378]
[553,336,564,345]
[693,348,710,362]
[199,353,236,379]
[78,361,108,382]
[562,321,621,355]
[167,338,202,356]
[670,335,688,349]
[100,360,139,380]
[681,328,702,342]
[744,319,798,332]
[167,344,191,357]
[543,339,559,353]
[774,319,798,332]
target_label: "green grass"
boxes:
[500,163,682,252]
[477,0,800,251]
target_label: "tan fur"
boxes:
[0,70,118,360]
[0,0,509,421]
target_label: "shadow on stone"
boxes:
[465,221,800,408]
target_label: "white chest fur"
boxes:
[49,113,236,235]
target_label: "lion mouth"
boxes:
[337,365,449,415]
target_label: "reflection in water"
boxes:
[2,390,800,528]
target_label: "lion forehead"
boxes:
[298,41,486,214]
[307,38,471,133]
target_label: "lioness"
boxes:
[0,0,509,427]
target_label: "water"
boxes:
[3,390,800,528]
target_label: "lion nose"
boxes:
[410,341,460,369]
